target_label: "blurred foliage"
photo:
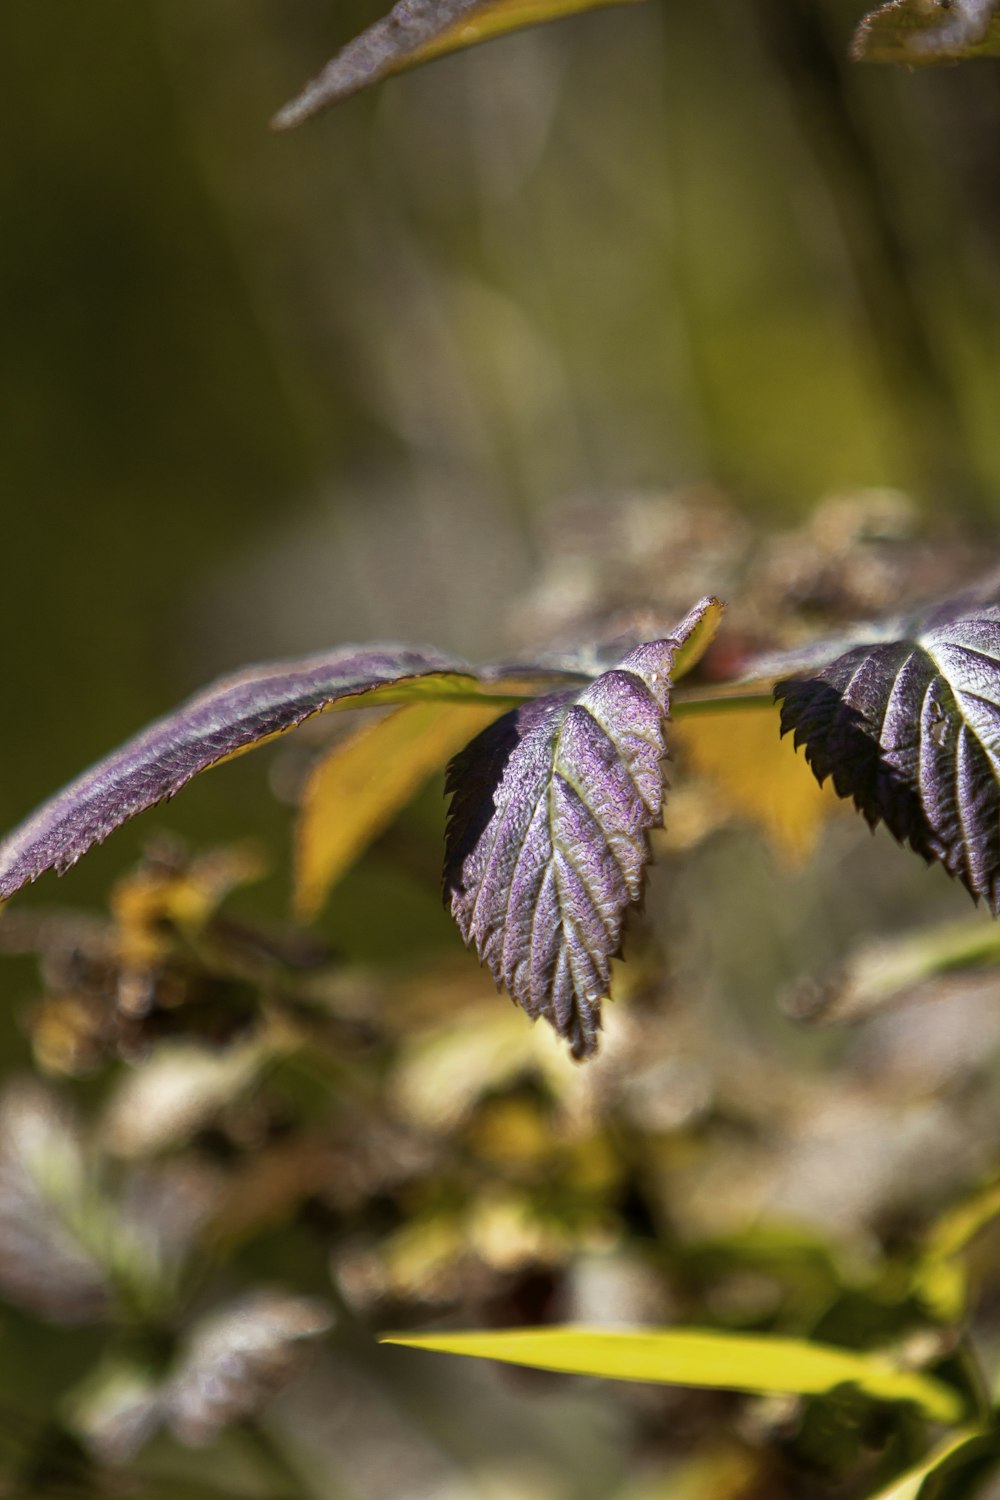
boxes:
[7,0,1000,1495]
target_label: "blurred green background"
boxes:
[6,3,1000,1496]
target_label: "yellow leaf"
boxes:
[294,700,505,921]
[671,703,841,863]
[379,1326,965,1423]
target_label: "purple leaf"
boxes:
[445,598,722,1058]
[272,0,646,130]
[0,646,577,905]
[776,589,1000,912]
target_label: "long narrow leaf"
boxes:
[380,1327,965,1423]
[273,0,647,129]
[0,646,576,904]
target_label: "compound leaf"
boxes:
[0,646,576,905]
[444,597,723,1059]
[853,0,1000,65]
[380,1326,964,1423]
[272,0,647,129]
[775,591,1000,912]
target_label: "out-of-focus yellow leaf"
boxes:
[911,1178,1000,1321]
[295,701,505,921]
[925,1179,1000,1264]
[380,1327,965,1422]
[671,704,841,863]
[866,1429,995,1500]
[273,0,648,128]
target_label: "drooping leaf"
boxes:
[866,1429,997,1500]
[0,645,577,905]
[379,1326,965,1423]
[671,701,842,863]
[852,0,1000,65]
[294,701,508,921]
[443,598,723,1059]
[272,0,648,130]
[775,590,1000,912]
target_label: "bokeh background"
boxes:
[6,2,1000,1497]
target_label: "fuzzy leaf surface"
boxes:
[380,1327,964,1422]
[445,597,721,1058]
[0,646,579,904]
[272,0,646,128]
[853,0,1000,64]
[775,591,1000,912]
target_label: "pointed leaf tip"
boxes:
[444,598,720,1057]
[272,0,649,128]
[379,1326,965,1423]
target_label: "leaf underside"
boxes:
[0,646,580,906]
[775,597,1000,913]
[272,0,646,129]
[444,597,722,1059]
[852,0,1000,64]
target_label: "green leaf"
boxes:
[380,1327,965,1423]
[294,700,508,921]
[866,1429,997,1500]
[853,0,1000,65]
[272,0,648,129]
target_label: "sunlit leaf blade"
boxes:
[672,702,842,863]
[379,1327,964,1422]
[272,0,647,129]
[0,646,567,905]
[852,0,1000,65]
[294,701,508,921]
[867,1429,996,1500]
[775,597,1000,912]
[444,598,722,1059]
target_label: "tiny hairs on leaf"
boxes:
[0,647,582,905]
[444,597,723,1059]
[775,588,1000,912]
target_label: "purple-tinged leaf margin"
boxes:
[445,597,723,1058]
[272,0,646,130]
[0,646,583,906]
